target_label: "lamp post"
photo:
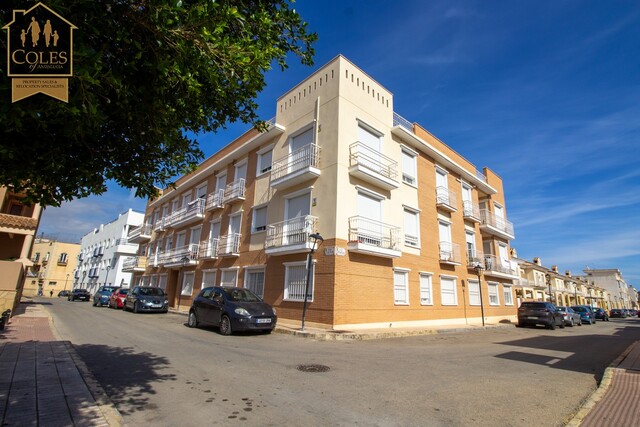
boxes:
[82,270,87,290]
[473,264,485,327]
[301,233,323,331]
[545,273,552,304]
[105,265,111,286]
[176,256,190,312]
[64,273,69,291]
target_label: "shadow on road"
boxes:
[73,344,176,416]
[495,321,640,382]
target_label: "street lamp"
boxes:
[176,256,190,312]
[301,233,323,331]
[473,264,486,327]
[105,265,111,286]
[82,270,87,289]
[64,273,69,291]
[545,273,552,304]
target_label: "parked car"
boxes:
[610,308,627,318]
[188,286,277,335]
[593,308,609,321]
[556,306,582,327]
[517,302,564,330]
[57,290,70,298]
[68,288,91,302]
[108,288,129,309]
[571,305,596,324]
[93,286,117,307]
[124,286,168,313]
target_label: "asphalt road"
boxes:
[45,298,640,427]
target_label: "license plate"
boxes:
[527,316,538,319]
[256,318,272,324]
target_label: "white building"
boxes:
[75,209,144,293]
[576,268,636,309]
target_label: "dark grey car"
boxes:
[124,286,168,313]
[517,301,564,329]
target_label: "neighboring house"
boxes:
[0,187,42,313]
[75,209,144,294]
[129,55,520,329]
[23,237,80,297]
[576,268,636,310]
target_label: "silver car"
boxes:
[557,306,582,327]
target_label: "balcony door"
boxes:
[358,124,382,174]
[284,192,310,245]
[289,127,314,174]
[226,214,241,253]
[175,232,186,250]
[357,191,382,245]
[438,220,452,260]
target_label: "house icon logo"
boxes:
[3,2,77,102]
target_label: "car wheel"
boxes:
[569,318,574,327]
[133,302,139,313]
[559,319,565,329]
[188,311,199,328]
[588,318,593,325]
[548,321,556,330]
[219,315,232,335]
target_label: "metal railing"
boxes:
[164,198,205,228]
[123,256,147,270]
[483,253,518,276]
[128,224,152,240]
[436,186,457,209]
[271,143,321,182]
[348,216,400,250]
[158,243,199,265]
[265,216,318,249]
[154,218,165,232]
[480,209,515,237]
[218,233,241,256]
[223,178,246,203]
[439,242,461,263]
[393,112,414,132]
[206,189,224,210]
[199,238,220,259]
[462,201,481,220]
[115,238,136,247]
[349,142,398,181]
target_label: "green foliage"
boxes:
[0,0,316,206]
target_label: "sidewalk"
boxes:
[0,300,122,427]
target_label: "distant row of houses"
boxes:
[2,55,637,327]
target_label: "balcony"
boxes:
[205,189,224,211]
[122,256,148,272]
[218,233,241,257]
[438,242,461,265]
[164,198,205,229]
[479,210,515,240]
[128,224,152,243]
[265,215,318,255]
[462,201,481,223]
[154,218,165,232]
[92,247,104,257]
[223,179,246,204]
[436,187,457,212]
[347,216,401,258]
[270,144,320,190]
[483,253,519,279]
[198,238,220,260]
[114,238,138,254]
[158,244,199,269]
[0,212,38,233]
[348,142,398,190]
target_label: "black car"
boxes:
[610,309,627,318]
[124,286,168,313]
[593,308,609,321]
[68,288,91,301]
[517,301,564,329]
[57,290,70,298]
[188,286,277,335]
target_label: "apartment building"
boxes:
[75,209,144,294]
[0,187,42,313]
[576,268,636,309]
[23,237,80,297]
[129,55,519,329]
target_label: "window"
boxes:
[58,253,68,264]
[440,276,458,305]
[403,208,419,247]
[181,272,194,296]
[202,270,216,287]
[394,269,409,305]
[245,268,266,298]
[419,273,433,305]
[488,282,499,305]
[33,252,40,262]
[196,183,208,199]
[48,281,57,287]
[220,269,238,287]
[284,262,312,301]
[468,280,481,305]
[9,203,23,216]
[252,206,268,233]
[158,275,167,291]
[257,146,273,174]
[503,285,514,306]
[401,147,417,185]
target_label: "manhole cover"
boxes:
[297,364,330,373]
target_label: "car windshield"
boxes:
[573,307,586,312]
[223,288,261,302]
[101,287,116,293]
[118,289,128,295]
[139,287,164,296]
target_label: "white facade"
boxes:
[576,268,636,309]
[75,209,144,293]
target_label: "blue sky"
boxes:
[39,1,640,287]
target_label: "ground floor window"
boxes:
[245,268,265,298]
[181,271,195,296]
[488,282,499,305]
[440,276,458,305]
[394,269,409,305]
[284,262,313,302]
[419,273,433,305]
[503,285,514,305]
[468,280,480,305]
[201,270,216,288]
[220,269,238,287]
[158,275,167,291]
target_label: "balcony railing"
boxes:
[164,198,205,229]
[462,201,481,222]
[154,218,165,232]
[484,253,518,277]
[128,224,152,243]
[198,238,220,259]
[347,216,401,258]
[223,179,246,204]
[436,187,457,212]
[122,256,147,272]
[439,242,461,264]
[270,143,321,189]
[206,189,224,211]
[218,233,241,257]
[158,244,199,268]
[348,142,398,190]
[265,215,318,255]
[393,112,414,132]
[479,209,515,240]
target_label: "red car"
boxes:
[109,288,129,309]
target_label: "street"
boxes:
[44,298,640,427]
